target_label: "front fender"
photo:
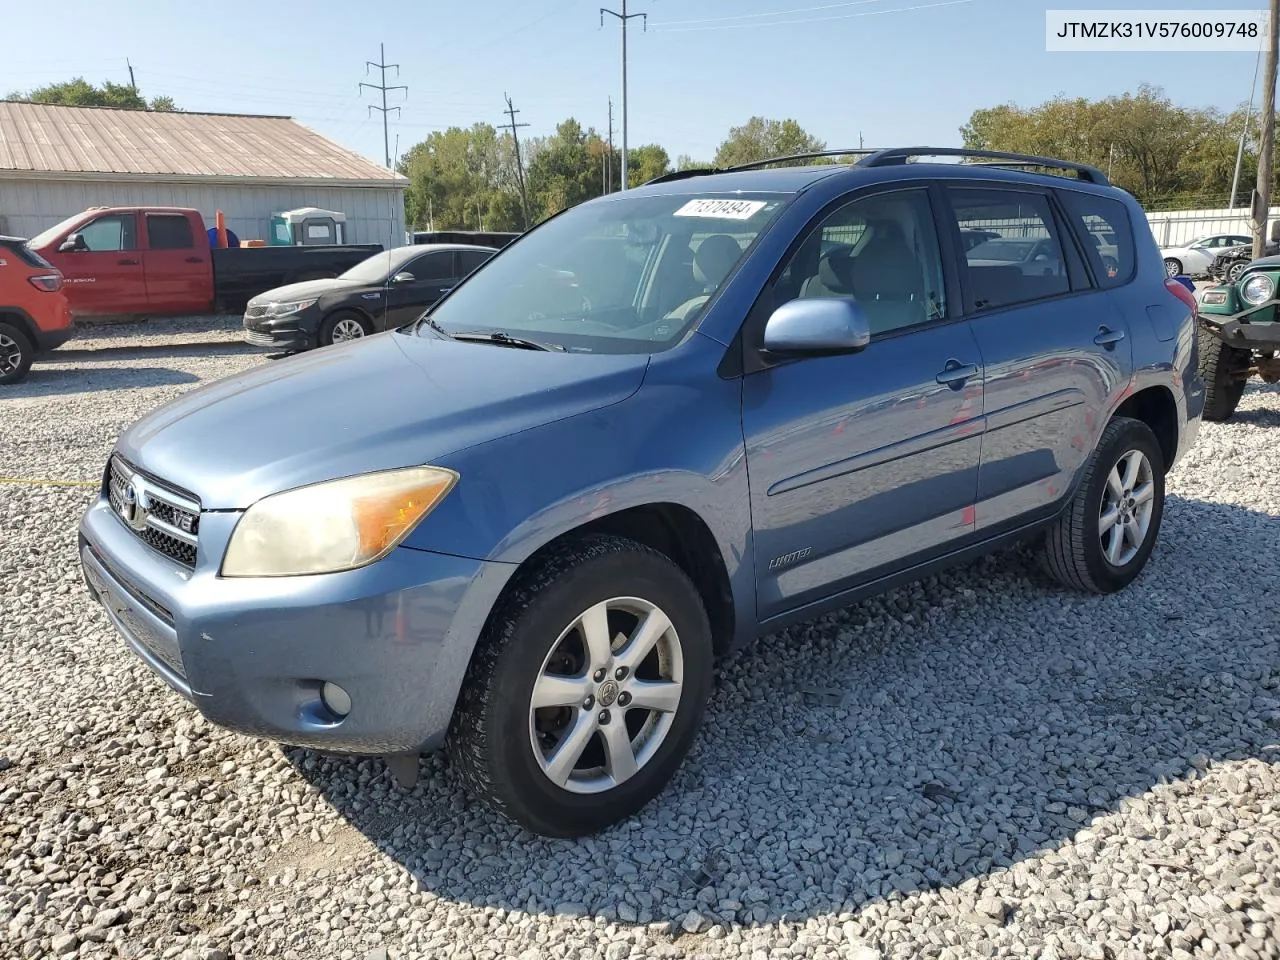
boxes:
[401,337,756,640]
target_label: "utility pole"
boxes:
[600,1,646,191]
[1231,33,1265,209]
[1253,0,1279,259]
[502,94,532,229]
[360,43,407,169]
[127,60,137,97]
[606,98,614,193]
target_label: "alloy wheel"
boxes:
[529,597,684,795]
[1098,449,1156,567]
[0,332,23,376]
[331,318,367,342]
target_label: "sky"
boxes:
[0,0,1271,168]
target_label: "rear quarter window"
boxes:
[1057,190,1136,289]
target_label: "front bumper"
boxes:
[242,313,315,351]
[79,495,513,754]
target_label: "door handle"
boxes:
[185,256,203,264]
[118,258,139,266]
[935,360,979,388]
[1093,326,1125,349]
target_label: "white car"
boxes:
[1159,234,1252,278]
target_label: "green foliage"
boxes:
[627,144,672,187]
[399,123,524,232]
[713,117,825,168]
[961,84,1271,209]
[8,77,178,112]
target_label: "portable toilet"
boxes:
[269,207,348,246]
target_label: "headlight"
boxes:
[221,466,458,577]
[1241,274,1275,305]
[266,299,318,317]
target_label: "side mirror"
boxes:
[59,233,86,253]
[391,271,415,284]
[762,297,871,357]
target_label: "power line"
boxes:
[653,0,897,28]
[651,0,973,33]
[503,93,532,229]
[600,1,647,191]
[360,42,407,169]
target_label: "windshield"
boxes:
[338,248,418,283]
[27,213,88,250]
[417,192,789,354]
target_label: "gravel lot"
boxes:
[2,320,1279,960]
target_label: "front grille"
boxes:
[243,328,278,347]
[107,457,201,568]
[244,303,269,320]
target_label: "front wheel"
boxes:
[1198,331,1249,421]
[447,535,713,838]
[318,311,371,347]
[0,322,34,385]
[1039,416,1166,594]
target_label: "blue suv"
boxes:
[79,148,1205,838]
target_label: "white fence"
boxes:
[1143,207,1280,247]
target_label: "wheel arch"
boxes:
[482,502,737,657]
[1112,384,1178,471]
[0,307,39,347]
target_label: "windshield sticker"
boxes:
[673,198,768,220]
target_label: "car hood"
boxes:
[115,331,650,509]
[247,277,359,304]
[1242,253,1280,270]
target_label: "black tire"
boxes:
[0,321,34,385]
[1197,330,1248,422]
[447,534,714,838]
[1164,257,1183,278]
[317,311,371,347]
[1039,416,1166,595]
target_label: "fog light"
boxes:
[320,682,351,718]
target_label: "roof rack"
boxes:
[643,148,885,185]
[856,147,1110,185]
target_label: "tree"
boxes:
[959,85,1277,209]
[525,119,611,221]
[399,123,524,232]
[713,117,824,168]
[627,144,671,187]
[7,77,178,112]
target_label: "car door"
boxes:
[56,213,141,314]
[939,184,1133,533]
[142,212,208,313]
[741,184,985,621]
[381,250,457,328]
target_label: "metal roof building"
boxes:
[0,101,406,245]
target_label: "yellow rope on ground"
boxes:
[0,477,98,488]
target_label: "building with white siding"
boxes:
[0,101,406,246]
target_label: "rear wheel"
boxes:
[318,311,371,347]
[1227,261,1248,282]
[1039,416,1165,595]
[447,535,713,838]
[1164,257,1183,278]
[1198,330,1249,422]
[0,322,34,385]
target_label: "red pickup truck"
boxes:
[27,206,382,318]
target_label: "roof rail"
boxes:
[642,148,883,186]
[857,147,1109,185]
[724,148,882,172]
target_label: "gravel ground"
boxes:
[2,322,1279,960]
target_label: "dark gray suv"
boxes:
[79,148,1205,837]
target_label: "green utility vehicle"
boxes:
[1196,257,1280,420]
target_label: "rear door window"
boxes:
[943,188,1071,312]
[1057,190,1136,288]
[146,214,195,250]
[457,249,494,275]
